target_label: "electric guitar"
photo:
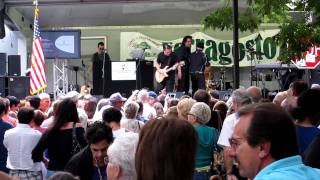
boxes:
[155,62,185,83]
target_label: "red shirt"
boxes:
[2,115,17,127]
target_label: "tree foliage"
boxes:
[202,0,320,63]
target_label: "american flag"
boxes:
[30,1,47,95]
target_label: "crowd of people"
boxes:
[0,79,320,180]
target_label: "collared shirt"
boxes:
[112,128,126,139]
[92,165,107,180]
[120,118,144,133]
[3,124,42,171]
[254,155,320,180]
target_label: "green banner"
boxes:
[120,30,280,67]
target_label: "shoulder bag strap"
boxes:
[72,122,77,140]
[216,110,223,132]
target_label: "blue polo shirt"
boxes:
[254,155,320,180]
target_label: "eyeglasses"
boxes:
[228,137,245,150]
[187,113,198,120]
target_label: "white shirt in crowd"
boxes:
[40,108,88,129]
[121,118,144,133]
[112,128,126,139]
[41,116,54,128]
[3,124,42,171]
[77,108,88,130]
[142,103,156,120]
[217,113,239,147]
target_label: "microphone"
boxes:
[82,59,85,67]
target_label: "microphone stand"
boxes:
[82,59,87,86]
[102,50,106,97]
[135,58,142,90]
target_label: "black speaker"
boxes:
[8,55,21,76]
[0,76,5,97]
[310,67,320,85]
[0,53,6,76]
[7,76,30,99]
[0,8,5,39]
[136,60,154,90]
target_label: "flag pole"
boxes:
[30,0,47,95]
[33,0,38,7]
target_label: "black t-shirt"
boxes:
[32,127,87,171]
[175,45,191,66]
[92,52,110,73]
[157,52,177,69]
[91,52,110,94]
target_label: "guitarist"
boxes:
[155,44,177,93]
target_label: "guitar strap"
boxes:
[199,51,208,72]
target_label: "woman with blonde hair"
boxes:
[177,98,196,121]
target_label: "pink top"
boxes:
[2,115,17,127]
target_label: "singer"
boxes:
[91,42,110,95]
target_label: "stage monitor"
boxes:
[42,30,81,59]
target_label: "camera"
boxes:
[168,93,176,98]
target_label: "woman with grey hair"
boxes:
[106,132,139,180]
[188,102,219,180]
[92,98,111,122]
[121,101,144,133]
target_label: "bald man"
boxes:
[246,86,262,103]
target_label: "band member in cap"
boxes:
[189,42,210,95]
[155,44,177,93]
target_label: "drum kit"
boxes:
[205,66,232,92]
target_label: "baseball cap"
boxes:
[110,92,127,102]
[148,91,157,98]
[196,42,204,49]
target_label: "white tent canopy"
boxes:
[4,0,247,27]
